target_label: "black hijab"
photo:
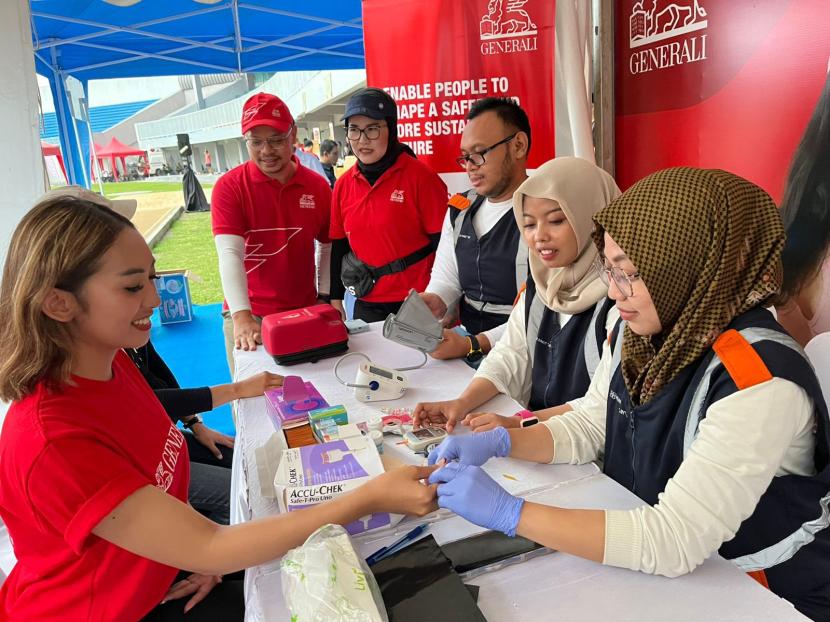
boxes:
[344,88,415,185]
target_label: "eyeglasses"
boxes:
[346,124,387,141]
[456,133,517,169]
[245,130,293,151]
[593,256,642,299]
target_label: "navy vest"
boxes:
[603,306,830,619]
[524,276,617,410]
[450,195,524,335]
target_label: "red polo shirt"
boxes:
[330,155,447,303]
[212,158,332,316]
[0,351,190,621]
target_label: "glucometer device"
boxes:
[403,426,447,453]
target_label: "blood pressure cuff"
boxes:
[370,535,486,621]
[340,243,435,299]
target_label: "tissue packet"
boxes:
[274,436,402,535]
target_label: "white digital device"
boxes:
[344,318,370,334]
[403,426,447,453]
[352,361,408,402]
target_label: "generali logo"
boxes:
[390,189,405,203]
[299,194,316,209]
[480,0,538,55]
[628,0,708,74]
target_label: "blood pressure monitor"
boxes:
[352,361,408,402]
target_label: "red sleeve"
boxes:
[416,164,449,236]
[329,176,347,240]
[211,173,246,237]
[26,439,150,555]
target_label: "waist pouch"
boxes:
[341,243,434,298]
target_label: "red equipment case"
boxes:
[261,304,348,365]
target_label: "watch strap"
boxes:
[182,416,202,429]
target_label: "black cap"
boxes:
[342,88,397,123]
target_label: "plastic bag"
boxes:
[282,524,388,622]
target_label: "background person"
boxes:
[0,196,438,621]
[211,93,332,375]
[421,97,531,366]
[319,138,339,189]
[776,71,830,346]
[428,168,830,620]
[415,158,620,432]
[329,88,447,322]
[126,340,282,525]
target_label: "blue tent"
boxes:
[30,0,365,185]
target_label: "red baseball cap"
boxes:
[241,93,294,135]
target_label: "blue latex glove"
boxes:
[429,462,524,536]
[427,427,511,466]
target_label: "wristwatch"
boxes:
[513,409,539,428]
[465,334,484,363]
[182,415,203,430]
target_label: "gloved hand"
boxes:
[427,427,511,466]
[429,462,524,536]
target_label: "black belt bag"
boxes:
[341,243,434,298]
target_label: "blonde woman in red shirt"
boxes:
[0,194,437,622]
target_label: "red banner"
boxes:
[615,0,830,201]
[363,0,555,179]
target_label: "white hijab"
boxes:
[512,157,621,314]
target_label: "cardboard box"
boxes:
[274,436,402,535]
[154,270,193,324]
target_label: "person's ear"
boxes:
[513,131,529,160]
[42,288,80,323]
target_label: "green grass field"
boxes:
[101,181,214,195]
[152,213,223,305]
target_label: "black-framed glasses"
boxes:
[245,128,293,151]
[456,133,517,169]
[346,123,387,141]
[593,256,641,299]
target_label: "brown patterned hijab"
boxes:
[593,168,785,405]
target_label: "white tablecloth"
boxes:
[231,326,807,621]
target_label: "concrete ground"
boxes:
[112,186,213,240]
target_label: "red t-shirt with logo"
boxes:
[330,155,447,303]
[0,351,190,621]
[212,158,332,316]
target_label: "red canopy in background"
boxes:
[40,141,67,181]
[92,137,147,182]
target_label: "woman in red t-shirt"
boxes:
[0,193,437,621]
[329,88,448,323]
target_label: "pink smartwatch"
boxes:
[513,409,539,428]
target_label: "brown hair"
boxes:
[0,196,134,401]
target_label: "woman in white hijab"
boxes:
[414,157,621,432]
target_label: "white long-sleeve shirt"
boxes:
[542,339,816,578]
[426,197,515,346]
[475,290,620,407]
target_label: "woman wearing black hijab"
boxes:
[329,88,448,322]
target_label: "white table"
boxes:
[231,326,807,621]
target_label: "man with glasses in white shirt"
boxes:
[421,98,531,367]
[211,93,332,374]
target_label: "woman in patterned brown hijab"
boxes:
[592,167,784,405]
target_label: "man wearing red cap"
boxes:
[212,93,332,374]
